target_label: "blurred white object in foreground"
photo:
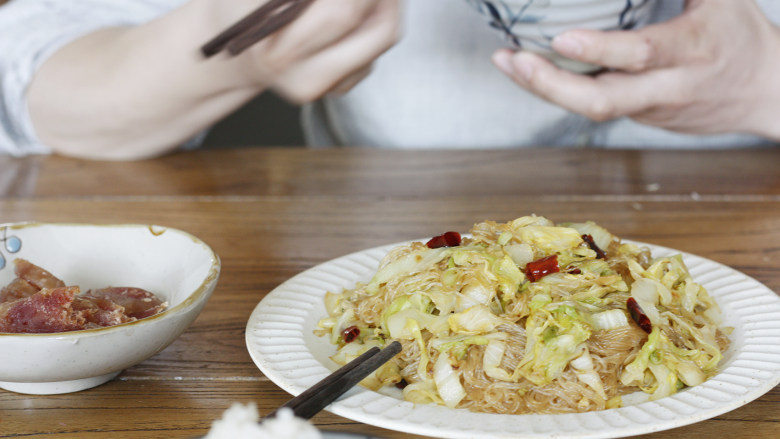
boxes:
[206,403,322,439]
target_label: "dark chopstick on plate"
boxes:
[266,340,403,420]
[201,0,315,57]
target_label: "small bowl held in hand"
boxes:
[0,223,220,394]
[465,0,658,73]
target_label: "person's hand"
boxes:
[26,0,401,160]
[230,0,401,103]
[491,0,780,140]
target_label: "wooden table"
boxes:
[0,147,778,438]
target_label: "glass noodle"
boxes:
[316,216,730,414]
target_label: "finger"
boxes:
[327,65,374,95]
[492,49,678,121]
[272,0,401,103]
[550,8,705,72]
[262,0,384,62]
[550,29,656,73]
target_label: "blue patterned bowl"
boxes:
[465,0,658,72]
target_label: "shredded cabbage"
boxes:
[316,215,731,414]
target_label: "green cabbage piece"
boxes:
[448,305,504,334]
[483,338,513,381]
[620,326,714,400]
[366,247,449,295]
[433,351,467,408]
[513,304,591,386]
[565,221,615,252]
[517,225,584,256]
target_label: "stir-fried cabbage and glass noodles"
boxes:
[316,215,731,414]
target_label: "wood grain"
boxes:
[2,148,779,198]
[0,148,777,439]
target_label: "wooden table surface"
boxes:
[0,147,778,438]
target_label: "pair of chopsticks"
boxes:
[266,341,403,420]
[201,0,314,57]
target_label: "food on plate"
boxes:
[316,215,731,414]
[0,259,167,333]
[205,404,322,439]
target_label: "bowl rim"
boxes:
[0,221,221,339]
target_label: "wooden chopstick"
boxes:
[267,340,403,420]
[201,0,314,57]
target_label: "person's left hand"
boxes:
[491,0,780,140]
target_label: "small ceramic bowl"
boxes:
[465,0,658,72]
[0,223,220,394]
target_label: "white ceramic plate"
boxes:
[246,240,780,439]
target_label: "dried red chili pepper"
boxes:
[342,325,360,343]
[627,297,652,333]
[524,255,560,282]
[582,234,607,259]
[426,231,462,249]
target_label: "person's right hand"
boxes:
[227,0,402,103]
[25,0,402,160]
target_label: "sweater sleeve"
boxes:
[0,0,186,156]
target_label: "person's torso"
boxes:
[307,0,776,149]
